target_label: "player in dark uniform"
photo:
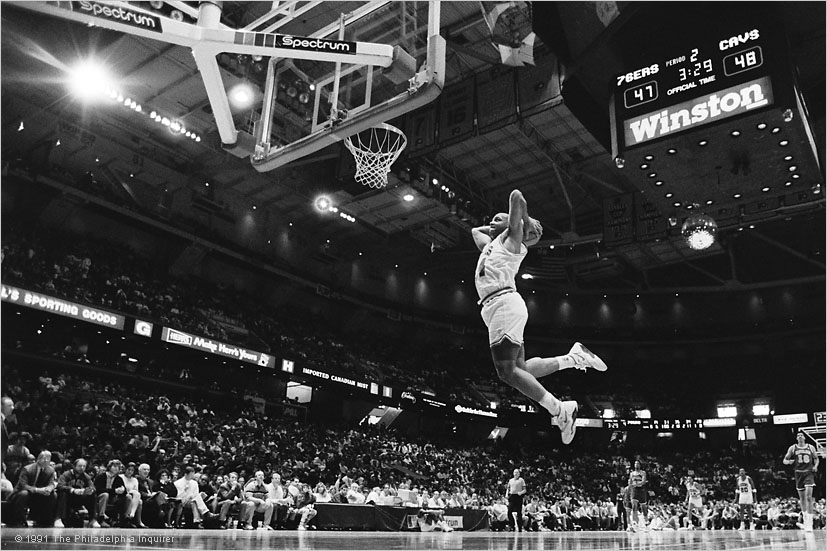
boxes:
[628,460,648,531]
[783,431,819,532]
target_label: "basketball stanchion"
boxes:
[344,123,407,189]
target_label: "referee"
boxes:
[506,468,526,531]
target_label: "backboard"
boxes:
[12,0,445,173]
[250,0,446,171]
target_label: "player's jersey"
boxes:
[686,481,702,499]
[736,475,755,504]
[474,233,527,301]
[736,476,754,495]
[629,469,645,487]
[790,443,817,473]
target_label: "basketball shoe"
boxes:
[554,400,578,445]
[568,342,608,372]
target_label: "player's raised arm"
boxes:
[471,225,492,252]
[506,189,528,251]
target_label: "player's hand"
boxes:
[523,219,543,244]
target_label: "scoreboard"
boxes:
[610,5,790,155]
[603,418,705,430]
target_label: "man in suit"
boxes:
[9,450,58,527]
[137,463,165,528]
[1,396,14,457]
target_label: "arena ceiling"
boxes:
[1,2,824,294]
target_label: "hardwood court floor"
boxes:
[1,528,825,551]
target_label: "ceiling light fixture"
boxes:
[682,208,718,250]
[314,195,331,212]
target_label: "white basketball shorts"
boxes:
[481,291,527,347]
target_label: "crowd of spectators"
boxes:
[0,226,534,408]
[1,366,821,532]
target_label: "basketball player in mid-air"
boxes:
[472,189,607,444]
[783,430,819,531]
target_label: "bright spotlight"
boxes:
[69,61,112,101]
[229,83,256,109]
[402,193,414,202]
[315,195,331,212]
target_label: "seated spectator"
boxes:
[365,486,382,505]
[217,471,245,529]
[198,473,218,513]
[120,462,146,528]
[9,450,57,527]
[266,473,293,529]
[700,503,717,530]
[137,463,166,528]
[241,470,273,531]
[55,458,99,528]
[4,432,32,486]
[720,502,739,530]
[154,469,181,528]
[312,482,332,503]
[489,498,509,531]
[417,508,453,532]
[346,482,365,504]
[523,496,544,531]
[1,463,14,501]
[294,482,317,530]
[95,459,125,526]
[173,466,216,528]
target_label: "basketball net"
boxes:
[344,123,407,189]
